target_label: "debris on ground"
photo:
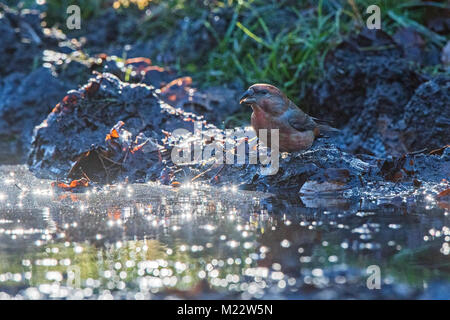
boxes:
[51,177,90,192]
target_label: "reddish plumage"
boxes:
[240,84,338,152]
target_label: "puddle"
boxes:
[0,165,448,299]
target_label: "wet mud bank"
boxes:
[25,71,449,197]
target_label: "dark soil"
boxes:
[307,29,448,157]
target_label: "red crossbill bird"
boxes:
[239,84,338,152]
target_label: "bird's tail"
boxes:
[317,124,340,137]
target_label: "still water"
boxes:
[0,165,448,299]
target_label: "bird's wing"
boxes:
[311,116,334,126]
[287,109,317,132]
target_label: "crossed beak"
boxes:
[239,88,256,105]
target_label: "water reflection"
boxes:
[0,165,449,299]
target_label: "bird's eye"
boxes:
[260,90,268,95]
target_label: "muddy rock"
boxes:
[0,5,63,76]
[43,50,104,84]
[0,68,72,163]
[308,30,427,157]
[139,7,229,66]
[374,147,449,185]
[0,50,103,163]
[141,65,179,89]
[392,27,442,66]
[28,73,199,178]
[168,131,449,193]
[0,6,42,75]
[66,121,162,184]
[99,57,243,124]
[0,6,95,163]
[159,77,242,124]
[66,8,136,52]
[68,6,218,66]
[411,148,450,183]
[400,76,450,152]
[393,28,426,65]
[167,138,376,193]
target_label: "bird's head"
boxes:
[239,84,288,115]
